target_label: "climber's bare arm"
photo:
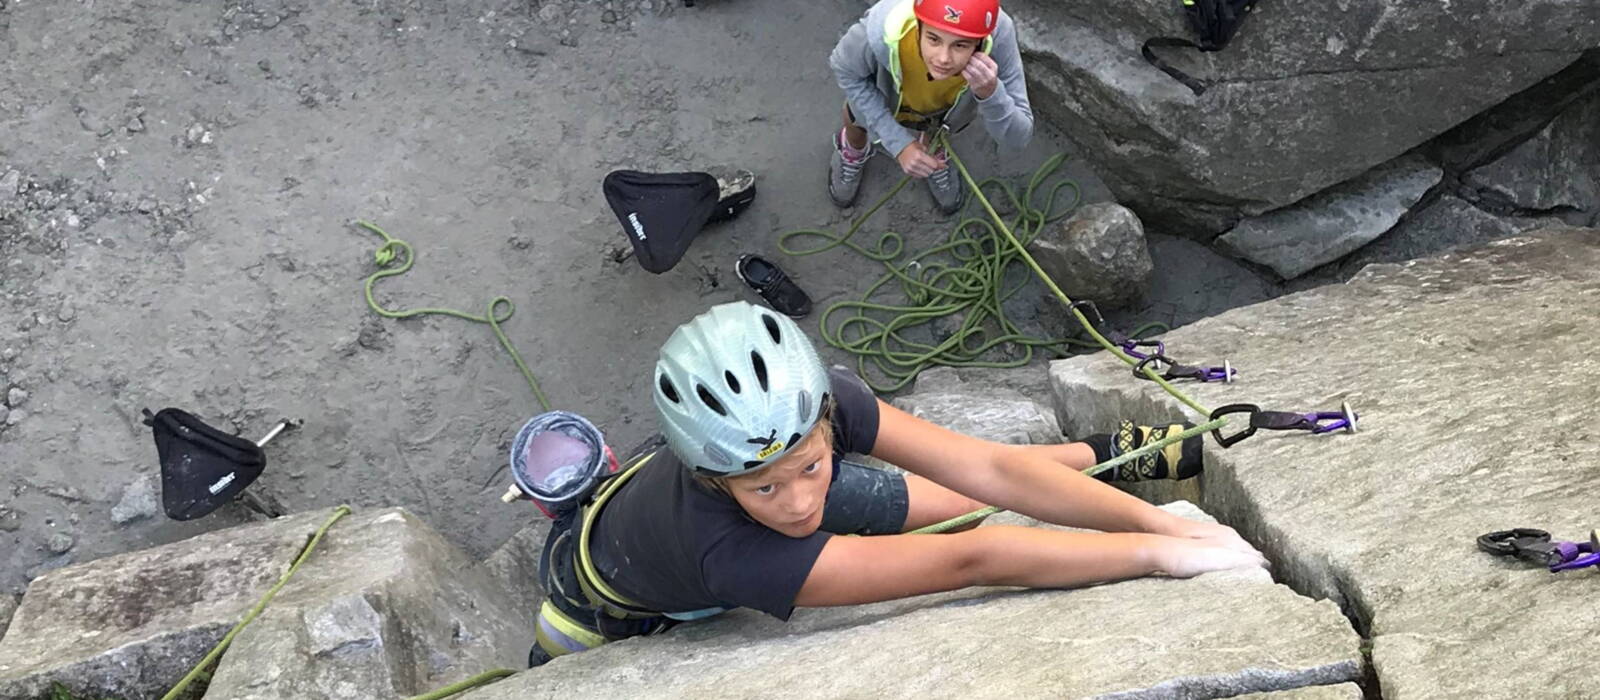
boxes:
[795,525,1258,607]
[871,399,1172,533]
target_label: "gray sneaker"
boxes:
[828,136,871,208]
[926,163,963,215]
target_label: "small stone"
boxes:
[185,123,206,145]
[125,115,145,133]
[57,303,76,322]
[356,318,391,351]
[75,108,107,134]
[258,59,273,73]
[0,406,8,425]
[65,213,81,228]
[47,532,75,555]
[1,347,14,360]
[508,235,533,250]
[0,506,19,532]
[8,387,27,407]
[112,476,160,524]
[0,170,20,199]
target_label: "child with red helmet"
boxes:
[828,0,1033,214]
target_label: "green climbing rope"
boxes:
[404,669,517,700]
[358,221,552,412]
[796,134,1233,535]
[161,506,354,700]
[780,154,1167,393]
[936,135,1217,419]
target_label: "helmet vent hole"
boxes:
[796,390,813,423]
[658,376,681,404]
[751,351,769,392]
[696,384,727,416]
[761,314,781,344]
[724,371,741,394]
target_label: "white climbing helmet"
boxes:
[654,301,830,477]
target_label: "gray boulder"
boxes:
[1336,195,1538,276]
[201,508,532,700]
[1049,226,1600,698]
[0,509,337,700]
[1008,0,1599,237]
[1463,88,1600,220]
[110,474,160,525]
[0,508,533,700]
[458,502,1360,699]
[893,367,1062,445]
[475,518,551,614]
[0,594,16,643]
[1215,155,1442,279]
[1029,202,1153,308]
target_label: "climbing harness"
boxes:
[358,221,551,412]
[1478,528,1600,573]
[1205,402,1358,448]
[1142,0,1261,95]
[532,444,680,664]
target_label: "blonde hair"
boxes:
[695,398,836,496]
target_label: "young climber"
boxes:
[827,0,1033,214]
[528,301,1266,664]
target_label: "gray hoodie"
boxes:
[828,0,1033,160]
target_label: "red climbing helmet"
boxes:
[914,0,999,39]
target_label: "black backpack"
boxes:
[1142,0,1260,95]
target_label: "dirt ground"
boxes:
[0,0,1297,593]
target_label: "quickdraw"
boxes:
[1206,401,1358,448]
[1133,354,1234,384]
[1477,528,1600,573]
[1070,301,1237,384]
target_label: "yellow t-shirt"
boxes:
[894,27,967,125]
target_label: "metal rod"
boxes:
[255,419,291,448]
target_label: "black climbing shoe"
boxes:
[735,254,812,318]
[1095,420,1203,482]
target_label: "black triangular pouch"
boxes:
[602,170,720,274]
[143,407,267,521]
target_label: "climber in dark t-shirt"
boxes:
[528,301,1267,664]
[589,366,884,619]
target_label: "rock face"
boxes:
[0,508,533,700]
[893,367,1063,445]
[1029,202,1154,308]
[1215,155,1442,279]
[459,503,1360,700]
[1334,195,1540,276]
[1462,88,1600,220]
[198,508,532,700]
[0,509,332,700]
[1008,0,1599,237]
[0,594,17,643]
[1050,226,1600,698]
